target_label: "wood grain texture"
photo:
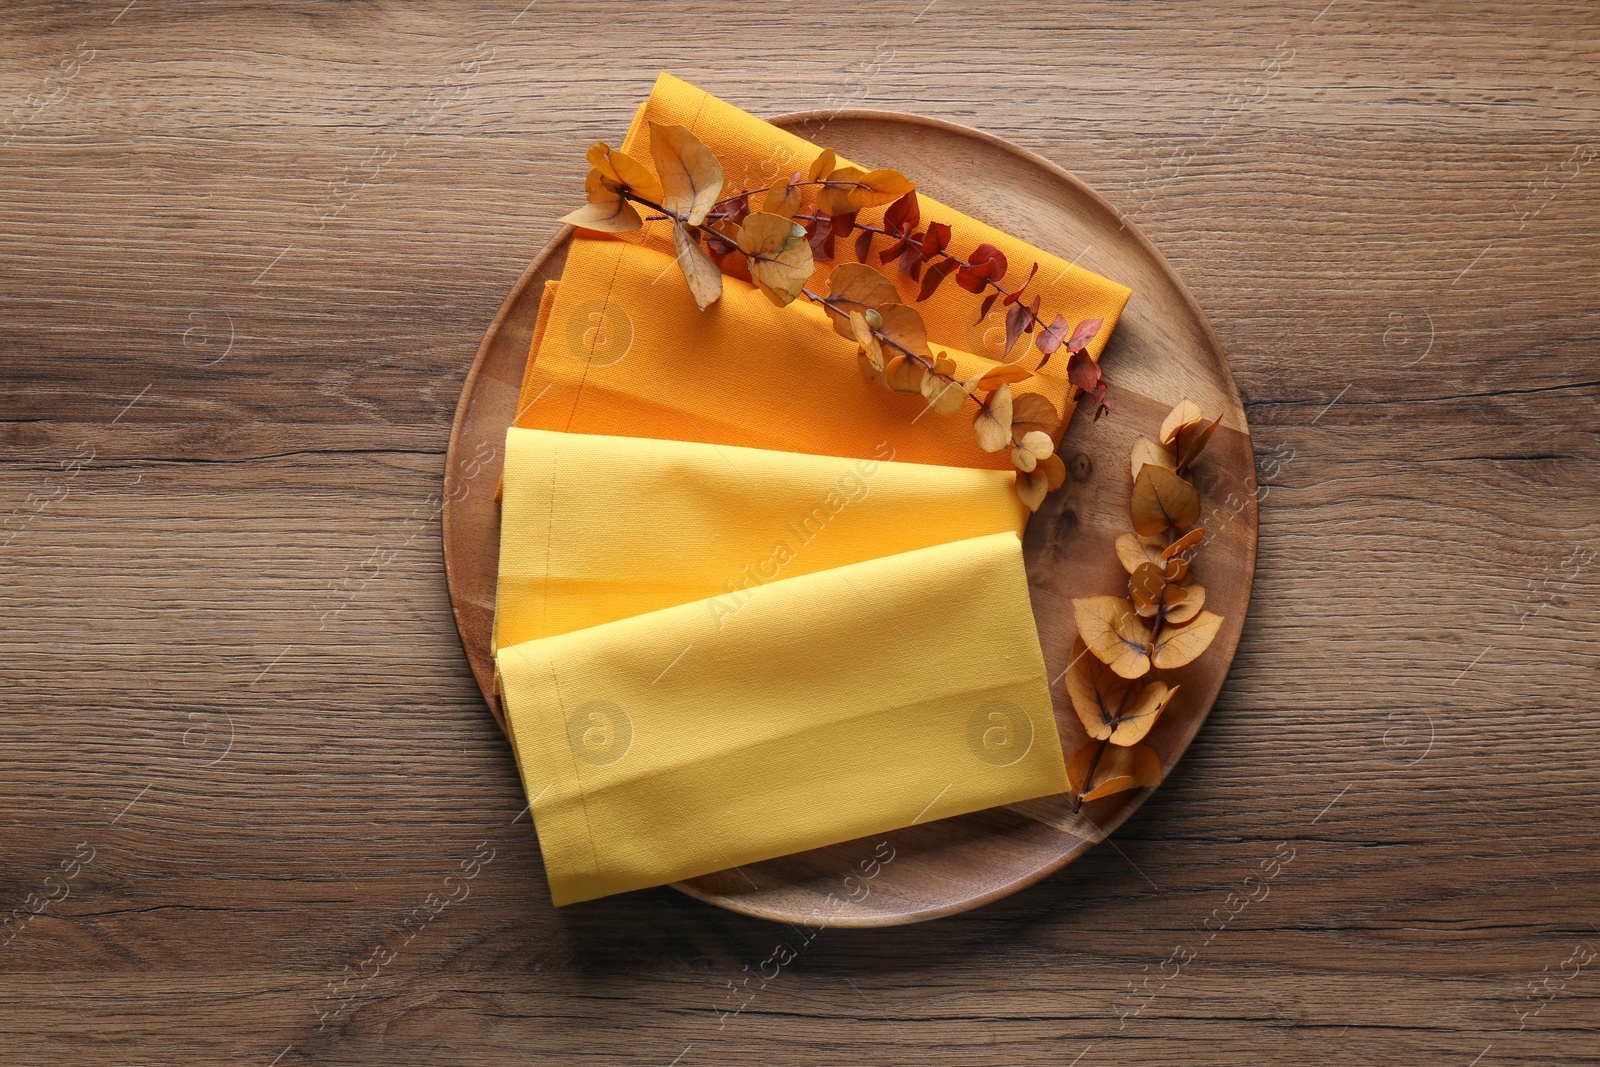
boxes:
[2,0,1596,1063]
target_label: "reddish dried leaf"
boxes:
[916,257,960,302]
[884,190,920,236]
[1003,301,1028,358]
[1066,317,1103,353]
[1036,313,1070,355]
[956,243,1008,293]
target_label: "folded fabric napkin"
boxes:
[510,72,1132,466]
[494,74,1132,907]
[495,436,1066,905]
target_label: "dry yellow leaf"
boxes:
[1175,414,1223,471]
[817,165,867,215]
[826,263,900,339]
[1164,584,1205,624]
[857,350,887,386]
[737,210,814,307]
[1019,430,1054,460]
[1159,399,1205,448]
[585,142,663,204]
[1009,392,1058,441]
[1128,560,1171,610]
[1016,469,1047,511]
[1115,532,1166,574]
[1131,463,1201,536]
[1072,595,1152,679]
[670,221,722,310]
[1067,647,1178,747]
[807,148,836,183]
[561,169,645,232]
[1068,740,1163,801]
[976,362,1035,391]
[972,382,1014,453]
[922,373,971,416]
[1017,450,1067,511]
[1150,610,1224,670]
[1163,528,1205,560]
[648,121,723,226]
[850,309,885,371]
[884,354,927,394]
[1011,428,1054,473]
[1035,451,1066,492]
[1131,437,1176,481]
[848,168,915,209]
[761,178,802,219]
[818,165,914,213]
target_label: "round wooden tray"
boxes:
[443,110,1256,926]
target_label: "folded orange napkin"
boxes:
[494,75,1132,907]
[510,73,1132,467]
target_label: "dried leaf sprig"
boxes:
[560,124,1106,511]
[1065,400,1226,806]
[796,189,1111,421]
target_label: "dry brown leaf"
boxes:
[1068,740,1163,801]
[737,210,814,307]
[1162,556,1190,584]
[1135,579,1188,619]
[1012,445,1038,473]
[1131,463,1201,536]
[807,148,836,183]
[1131,437,1176,481]
[1115,532,1167,574]
[826,263,900,339]
[670,221,722,310]
[1150,610,1224,670]
[857,349,887,386]
[1010,392,1059,439]
[1163,528,1205,560]
[1159,399,1205,448]
[873,303,932,360]
[1128,561,1172,611]
[1175,414,1223,471]
[1036,451,1066,491]
[649,121,723,226]
[1164,584,1205,624]
[1072,595,1152,679]
[585,142,663,204]
[972,382,1014,453]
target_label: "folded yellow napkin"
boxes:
[510,73,1132,467]
[494,429,1068,905]
[493,75,1131,907]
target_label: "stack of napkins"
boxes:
[494,74,1132,907]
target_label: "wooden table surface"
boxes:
[3,2,1596,1063]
